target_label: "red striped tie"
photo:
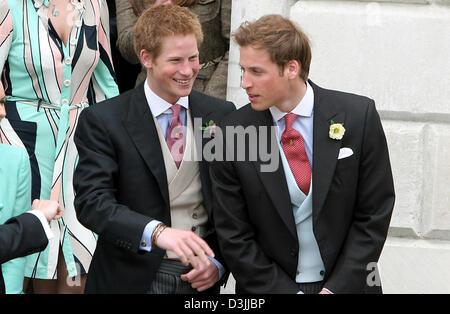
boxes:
[282,113,311,195]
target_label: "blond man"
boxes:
[74,5,234,294]
[210,15,395,294]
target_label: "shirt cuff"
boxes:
[208,256,225,281]
[27,210,54,240]
[139,220,163,252]
[322,287,334,294]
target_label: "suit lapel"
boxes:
[188,91,215,213]
[188,91,216,134]
[122,84,170,210]
[311,81,345,222]
[250,109,298,239]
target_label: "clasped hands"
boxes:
[154,227,219,292]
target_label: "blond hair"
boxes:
[133,4,203,60]
[233,15,312,81]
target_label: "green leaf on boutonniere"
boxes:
[201,120,215,131]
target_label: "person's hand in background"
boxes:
[31,200,63,222]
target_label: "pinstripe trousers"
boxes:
[148,259,323,294]
[148,259,199,294]
[297,281,324,294]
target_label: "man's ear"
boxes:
[139,49,153,70]
[286,60,300,80]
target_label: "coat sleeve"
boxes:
[0,214,48,265]
[73,106,152,253]
[115,0,140,65]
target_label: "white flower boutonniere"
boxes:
[329,120,345,140]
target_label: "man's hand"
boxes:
[318,289,331,294]
[181,257,219,292]
[31,199,63,222]
[155,227,214,267]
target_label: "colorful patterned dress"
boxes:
[0,0,119,279]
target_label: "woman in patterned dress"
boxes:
[0,0,119,293]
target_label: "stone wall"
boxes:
[224,0,450,293]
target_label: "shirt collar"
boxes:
[269,81,314,122]
[144,79,189,117]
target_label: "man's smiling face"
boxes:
[145,34,200,104]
